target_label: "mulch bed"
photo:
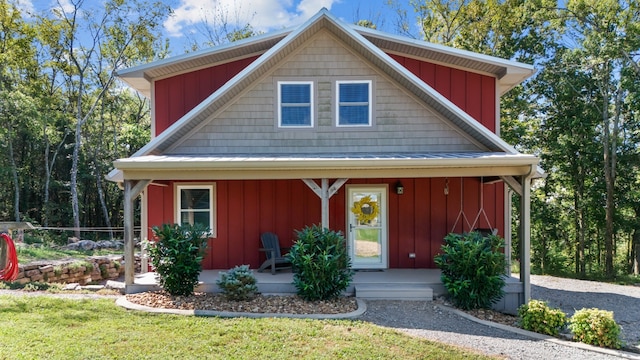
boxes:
[125,291,358,314]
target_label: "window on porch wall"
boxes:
[176,184,216,237]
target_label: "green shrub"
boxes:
[518,299,567,336]
[23,235,43,245]
[568,308,623,349]
[23,282,53,292]
[148,223,209,296]
[434,232,507,310]
[288,225,353,301]
[217,265,259,301]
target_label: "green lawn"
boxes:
[0,295,495,360]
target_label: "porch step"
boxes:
[355,284,433,300]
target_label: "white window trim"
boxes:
[336,80,372,127]
[175,183,216,238]
[277,81,314,128]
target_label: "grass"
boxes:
[16,246,123,263]
[0,295,496,360]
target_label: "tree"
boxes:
[0,0,38,222]
[534,46,602,276]
[560,0,640,277]
[38,0,170,238]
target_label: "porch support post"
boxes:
[123,179,151,290]
[140,189,149,273]
[302,178,348,229]
[519,170,533,302]
[321,179,329,228]
[504,186,512,276]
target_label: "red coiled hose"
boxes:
[0,233,19,281]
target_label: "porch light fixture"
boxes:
[395,181,404,195]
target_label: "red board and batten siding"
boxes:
[387,54,497,133]
[153,56,259,136]
[146,178,503,270]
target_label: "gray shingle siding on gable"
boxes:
[166,30,482,156]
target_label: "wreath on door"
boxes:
[351,195,379,223]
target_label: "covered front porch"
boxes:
[112,152,537,313]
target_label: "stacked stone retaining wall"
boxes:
[11,255,142,285]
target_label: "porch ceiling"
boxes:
[110,152,538,181]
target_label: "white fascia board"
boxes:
[113,154,539,171]
[106,168,123,182]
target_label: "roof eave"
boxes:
[114,154,539,170]
[112,155,539,181]
[116,27,294,96]
[353,26,536,95]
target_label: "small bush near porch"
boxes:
[148,223,209,296]
[289,225,354,301]
[435,232,507,310]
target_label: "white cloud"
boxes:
[11,0,35,17]
[296,0,336,18]
[164,0,339,38]
[56,0,76,14]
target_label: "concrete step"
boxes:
[355,284,433,300]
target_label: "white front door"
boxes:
[347,186,388,269]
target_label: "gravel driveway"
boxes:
[358,275,640,360]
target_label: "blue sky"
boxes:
[16,0,416,54]
[162,0,404,35]
[161,0,414,52]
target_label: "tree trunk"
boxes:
[574,193,586,276]
[599,68,614,278]
[573,173,586,277]
[7,130,20,222]
[70,121,82,239]
[43,137,51,227]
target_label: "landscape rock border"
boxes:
[115,296,367,320]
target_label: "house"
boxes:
[108,9,538,308]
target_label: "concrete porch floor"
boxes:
[127,268,446,297]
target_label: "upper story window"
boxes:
[336,80,372,126]
[278,81,314,128]
[176,184,216,237]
